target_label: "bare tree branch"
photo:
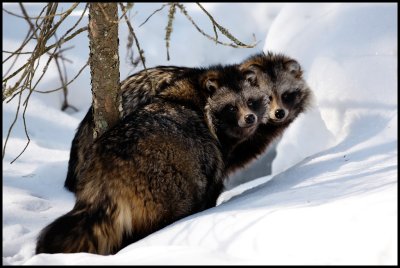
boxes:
[165,3,176,61]
[2,90,23,160]
[2,3,86,161]
[119,3,147,70]
[3,26,87,100]
[176,3,257,48]
[119,3,157,95]
[139,3,167,27]
[2,4,78,20]
[34,61,89,94]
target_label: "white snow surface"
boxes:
[2,3,397,265]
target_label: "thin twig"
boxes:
[2,5,72,20]
[43,3,79,42]
[3,29,33,80]
[165,3,176,61]
[196,3,246,46]
[119,3,147,70]
[176,3,257,48]
[8,71,33,164]
[2,50,33,55]
[35,61,89,94]
[52,28,77,111]
[3,26,87,92]
[196,3,218,43]
[55,3,88,47]
[119,2,157,95]
[139,3,167,27]
[2,2,44,65]
[34,4,48,29]
[2,3,85,161]
[2,26,36,64]
[11,99,31,164]
[2,90,23,160]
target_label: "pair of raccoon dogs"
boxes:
[36,52,312,255]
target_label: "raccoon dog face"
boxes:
[240,52,312,125]
[203,65,269,141]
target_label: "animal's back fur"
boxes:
[37,101,224,255]
[64,66,209,192]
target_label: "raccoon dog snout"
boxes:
[244,114,256,125]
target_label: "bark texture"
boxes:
[88,3,120,139]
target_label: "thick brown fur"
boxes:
[37,101,223,255]
[66,66,219,192]
[37,65,269,255]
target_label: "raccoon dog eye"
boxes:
[247,100,254,107]
[269,96,273,101]
[226,104,237,112]
[282,91,299,103]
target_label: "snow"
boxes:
[2,3,397,265]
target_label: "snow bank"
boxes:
[264,3,397,174]
[3,3,397,265]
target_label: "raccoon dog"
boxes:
[224,51,313,174]
[65,66,221,192]
[65,63,272,192]
[36,65,269,255]
[65,51,312,187]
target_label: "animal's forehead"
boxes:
[271,73,305,92]
[212,88,240,101]
[242,87,266,99]
[212,86,264,102]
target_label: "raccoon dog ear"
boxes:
[202,71,219,96]
[243,67,258,85]
[284,60,303,78]
[240,64,262,86]
[204,79,218,95]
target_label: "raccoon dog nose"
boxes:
[275,109,285,119]
[245,114,256,124]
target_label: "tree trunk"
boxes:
[88,3,120,139]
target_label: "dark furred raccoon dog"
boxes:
[36,101,223,255]
[65,52,312,192]
[36,65,269,255]
[66,66,220,192]
[223,51,313,174]
[205,74,269,166]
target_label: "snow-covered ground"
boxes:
[2,3,397,265]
